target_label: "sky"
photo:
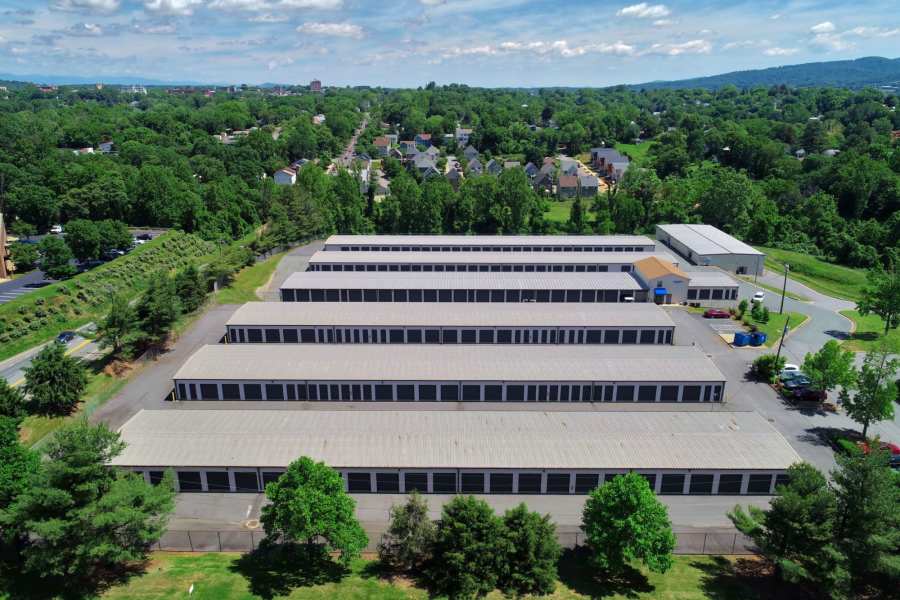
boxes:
[0,0,899,87]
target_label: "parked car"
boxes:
[782,375,811,392]
[703,308,730,319]
[50,224,63,235]
[55,331,76,344]
[791,387,827,402]
[752,291,765,303]
[135,233,153,241]
[856,441,900,469]
[778,364,800,380]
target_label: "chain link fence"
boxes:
[155,529,755,555]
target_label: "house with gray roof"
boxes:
[559,158,578,176]
[486,159,502,176]
[524,162,539,178]
[467,158,483,175]
[446,168,463,190]
[462,145,479,161]
[533,170,553,194]
[578,174,599,197]
[424,145,440,160]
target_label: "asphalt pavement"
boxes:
[0,270,52,305]
[0,328,99,387]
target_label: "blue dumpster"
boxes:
[733,332,750,347]
[749,332,766,347]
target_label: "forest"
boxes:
[1,81,899,270]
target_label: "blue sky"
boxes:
[0,0,898,86]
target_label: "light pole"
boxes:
[779,263,789,315]
[774,315,790,368]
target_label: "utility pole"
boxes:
[779,263,789,315]
[774,315,790,367]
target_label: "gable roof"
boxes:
[633,256,688,281]
[559,174,578,188]
[579,174,599,187]
[374,136,390,147]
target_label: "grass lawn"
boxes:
[747,310,808,348]
[615,141,653,165]
[757,247,866,302]
[215,251,287,304]
[546,199,574,224]
[839,310,900,353]
[738,277,810,302]
[101,552,778,600]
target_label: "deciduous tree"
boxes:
[801,340,857,395]
[857,261,900,335]
[840,347,898,437]
[23,342,87,416]
[37,236,76,280]
[96,294,140,358]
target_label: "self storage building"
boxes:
[172,344,725,403]
[279,271,647,303]
[113,409,800,496]
[656,224,764,276]
[224,302,677,346]
[323,234,657,253]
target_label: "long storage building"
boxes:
[656,224,764,276]
[173,344,725,403]
[225,302,677,346]
[323,234,657,253]
[113,409,799,496]
[280,271,646,303]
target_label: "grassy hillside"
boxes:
[0,232,215,362]
[757,247,867,302]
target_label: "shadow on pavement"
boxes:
[800,426,860,449]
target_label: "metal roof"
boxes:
[657,224,764,256]
[281,271,643,291]
[324,234,656,247]
[308,251,677,266]
[111,409,800,471]
[173,344,724,383]
[226,302,676,328]
[687,271,740,288]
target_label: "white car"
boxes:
[752,291,765,303]
[779,364,800,378]
[50,224,63,235]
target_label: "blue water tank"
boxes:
[733,332,750,347]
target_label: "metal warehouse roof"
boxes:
[325,234,656,247]
[173,344,724,382]
[309,251,677,266]
[657,224,763,256]
[226,302,676,328]
[686,271,740,288]
[281,271,643,291]
[111,409,800,471]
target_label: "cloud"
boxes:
[810,21,835,34]
[280,0,343,7]
[440,39,636,60]
[53,0,120,12]
[297,21,363,38]
[419,0,445,4]
[616,3,670,18]
[764,47,798,56]
[249,13,289,22]
[143,0,203,15]
[645,39,711,56]
[267,56,295,70]
[652,19,675,26]
[846,26,900,38]
[63,22,104,36]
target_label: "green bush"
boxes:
[751,354,786,382]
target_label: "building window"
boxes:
[604,330,620,344]
[407,329,422,343]
[282,329,298,343]
[221,384,240,400]
[659,385,678,402]
[461,329,477,343]
[660,474,685,495]
[622,330,637,344]
[640,473,656,491]
[689,474,714,495]
[265,329,280,343]
[461,473,484,493]
[376,472,400,493]
[490,473,513,493]
[546,473,570,494]
[479,330,494,344]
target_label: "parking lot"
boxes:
[0,270,51,305]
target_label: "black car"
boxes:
[135,233,153,241]
[56,331,76,344]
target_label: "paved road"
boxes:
[333,113,369,169]
[0,270,52,305]
[256,241,322,301]
[0,329,99,387]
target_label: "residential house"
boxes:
[455,127,473,146]
[389,148,404,160]
[559,158,578,177]
[374,176,390,197]
[578,174,599,197]
[485,159,502,176]
[467,158,484,175]
[424,146,440,160]
[312,114,326,125]
[414,133,432,147]
[590,147,626,171]
[413,153,438,176]
[794,149,806,159]
[357,167,370,194]
[290,158,309,170]
[462,145,479,161]
[524,162,539,179]
[274,168,296,185]
[421,165,442,181]
[503,160,521,171]
[374,136,391,157]
[558,174,578,199]
[533,171,553,195]
[399,140,417,154]
[610,161,630,182]
[823,149,841,157]
[98,141,114,154]
[446,168,463,190]
[385,133,399,145]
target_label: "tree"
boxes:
[260,456,367,565]
[135,273,181,346]
[729,463,848,595]
[62,219,102,262]
[751,354,786,383]
[96,294,140,358]
[6,185,59,233]
[499,503,560,597]
[173,264,207,313]
[95,219,134,255]
[37,236,76,280]
[801,340,856,395]
[0,380,26,421]
[857,262,900,335]
[377,491,436,572]
[0,417,38,511]
[568,195,588,233]
[581,472,675,575]
[832,444,900,595]
[7,242,39,273]
[427,495,508,599]
[2,420,174,584]
[23,342,87,416]
[840,348,898,437]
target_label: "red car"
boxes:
[856,441,900,468]
[703,309,731,319]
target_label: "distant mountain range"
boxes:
[627,56,900,90]
[0,73,209,87]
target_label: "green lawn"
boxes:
[100,552,778,600]
[215,251,287,304]
[545,199,574,224]
[615,141,654,165]
[738,277,810,302]
[757,247,867,302]
[839,310,900,353]
[747,310,808,348]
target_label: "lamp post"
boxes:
[779,263,789,315]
